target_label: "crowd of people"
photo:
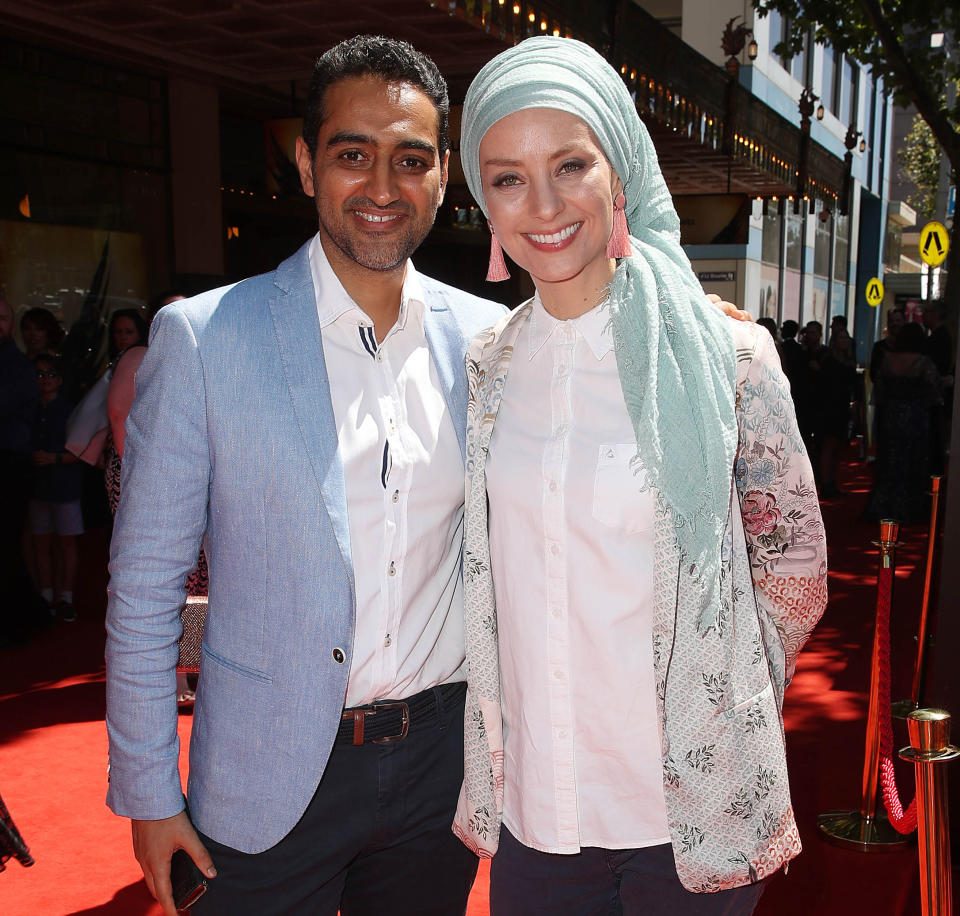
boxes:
[0,30,952,916]
[754,306,953,517]
[0,295,195,648]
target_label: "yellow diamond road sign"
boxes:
[919,220,949,267]
[865,277,884,307]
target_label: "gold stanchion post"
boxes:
[818,519,912,850]
[893,477,943,718]
[900,709,959,916]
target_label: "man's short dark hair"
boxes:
[781,320,799,339]
[303,35,449,159]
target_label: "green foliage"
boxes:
[898,113,941,218]
[753,0,959,171]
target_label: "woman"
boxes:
[864,321,941,523]
[20,307,64,359]
[107,308,148,361]
[453,37,827,914]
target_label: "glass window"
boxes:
[762,212,781,265]
[768,10,787,69]
[834,213,849,281]
[814,212,831,278]
[791,43,806,82]
[839,56,856,124]
[821,44,835,115]
[785,210,803,271]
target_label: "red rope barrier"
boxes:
[875,565,918,834]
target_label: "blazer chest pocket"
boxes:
[592,444,656,534]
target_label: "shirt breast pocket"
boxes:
[591,444,656,534]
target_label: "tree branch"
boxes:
[857,0,960,171]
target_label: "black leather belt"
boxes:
[336,681,467,746]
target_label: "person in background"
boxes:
[922,300,953,474]
[0,297,42,648]
[20,307,64,359]
[816,328,858,498]
[869,307,905,383]
[28,354,83,622]
[756,316,782,364]
[865,321,941,522]
[779,319,803,388]
[107,308,148,361]
[454,36,827,915]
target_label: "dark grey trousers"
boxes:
[191,684,478,915]
[491,825,766,916]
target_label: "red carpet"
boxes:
[0,460,954,914]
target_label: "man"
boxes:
[106,35,505,915]
[0,297,41,648]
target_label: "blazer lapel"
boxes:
[423,303,469,462]
[268,245,353,577]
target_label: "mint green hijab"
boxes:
[461,36,738,628]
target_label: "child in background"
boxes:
[29,354,84,622]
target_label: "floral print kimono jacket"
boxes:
[453,306,828,893]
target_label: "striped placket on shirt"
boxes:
[357,326,394,492]
[356,320,403,670]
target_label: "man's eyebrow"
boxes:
[327,131,373,148]
[326,133,437,156]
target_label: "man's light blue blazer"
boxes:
[105,240,507,853]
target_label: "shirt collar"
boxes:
[528,292,614,361]
[308,233,426,333]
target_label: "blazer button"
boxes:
[332,648,345,663]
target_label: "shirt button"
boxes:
[554,669,565,680]
[558,364,568,374]
[384,635,392,647]
[392,489,399,503]
[550,543,560,556]
[376,350,383,362]
[332,648,345,663]
[552,607,562,618]
[558,729,568,739]
[548,480,558,492]
[557,424,568,437]
[388,561,396,576]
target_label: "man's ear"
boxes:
[438,149,450,206]
[295,136,316,197]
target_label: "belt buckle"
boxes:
[370,701,410,744]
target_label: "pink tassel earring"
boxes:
[606,192,632,259]
[486,230,511,282]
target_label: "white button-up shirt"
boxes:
[309,236,466,707]
[485,294,671,853]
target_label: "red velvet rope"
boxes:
[875,564,918,834]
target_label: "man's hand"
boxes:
[706,293,753,323]
[132,811,216,915]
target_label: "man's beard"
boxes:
[317,197,438,273]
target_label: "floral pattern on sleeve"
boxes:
[735,329,827,684]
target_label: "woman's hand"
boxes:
[706,293,753,322]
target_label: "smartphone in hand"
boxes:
[171,848,209,912]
